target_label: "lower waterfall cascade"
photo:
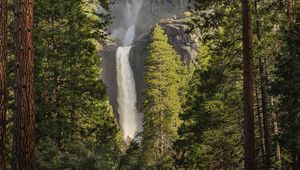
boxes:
[116,45,142,140]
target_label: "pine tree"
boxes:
[0,0,8,168]
[241,0,256,169]
[13,0,35,169]
[142,25,183,168]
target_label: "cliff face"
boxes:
[102,17,199,115]
[109,0,187,45]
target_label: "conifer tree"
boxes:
[13,0,35,169]
[241,0,256,169]
[142,25,183,168]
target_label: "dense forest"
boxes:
[0,0,299,169]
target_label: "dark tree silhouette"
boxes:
[241,0,257,169]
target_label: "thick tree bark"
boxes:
[13,0,35,169]
[254,1,271,169]
[0,0,8,169]
[241,0,256,169]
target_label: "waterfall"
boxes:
[116,0,143,140]
[116,46,141,140]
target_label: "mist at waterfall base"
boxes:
[103,0,188,141]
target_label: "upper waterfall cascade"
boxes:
[109,0,187,45]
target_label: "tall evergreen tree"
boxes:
[142,25,183,168]
[13,0,35,169]
[0,0,8,168]
[241,0,256,169]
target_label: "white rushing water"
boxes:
[116,0,143,140]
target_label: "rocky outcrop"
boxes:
[109,0,188,45]
[158,18,199,65]
[102,17,199,115]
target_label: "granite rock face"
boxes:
[101,17,199,115]
[109,0,188,44]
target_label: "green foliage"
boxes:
[36,137,120,170]
[176,0,300,169]
[141,25,184,168]
[2,0,300,169]
[33,0,120,169]
[117,141,143,170]
[174,1,245,169]
[175,42,244,169]
[272,2,300,168]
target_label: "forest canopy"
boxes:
[0,0,299,169]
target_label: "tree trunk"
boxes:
[259,57,271,170]
[13,0,35,169]
[0,0,8,169]
[270,98,282,169]
[254,1,271,169]
[255,85,266,169]
[241,0,257,169]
